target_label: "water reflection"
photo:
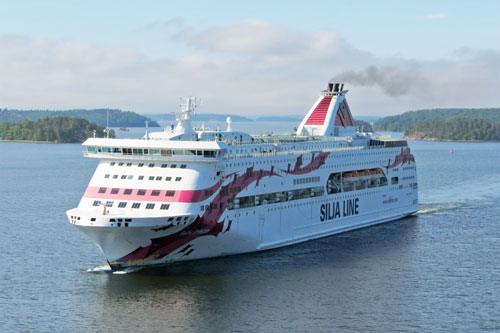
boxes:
[89,217,418,332]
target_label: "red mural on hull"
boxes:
[118,152,330,265]
[384,147,416,169]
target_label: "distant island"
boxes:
[374,108,500,132]
[404,117,500,141]
[0,109,160,128]
[0,117,114,143]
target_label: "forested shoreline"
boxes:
[375,108,500,132]
[0,117,115,143]
[0,108,159,128]
[404,117,500,141]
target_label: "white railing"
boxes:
[83,151,218,162]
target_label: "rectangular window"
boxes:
[110,162,115,166]
[127,175,133,180]
[124,189,132,195]
[121,175,127,179]
[137,190,146,196]
[149,176,155,181]
[138,176,144,180]
[98,187,107,193]
[112,175,118,179]
[175,177,182,181]
[104,174,110,178]
[138,163,144,167]
[111,188,119,194]
[149,163,155,168]
[161,164,167,168]
[131,203,141,209]
[151,190,160,196]
[126,163,132,167]
[118,202,127,208]
[105,201,113,207]
[165,191,175,197]
[118,162,124,166]
[156,176,162,181]
[391,177,399,185]
[171,164,176,168]
[145,203,155,209]
[180,164,187,169]
[160,204,170,210]
[165,177,172,181]
[93,200,101,206]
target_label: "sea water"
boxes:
[1,125,500,332]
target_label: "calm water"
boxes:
[1,125,500,332]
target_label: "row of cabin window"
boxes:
[293,176,320,185]
[104,174,181,182]
[93,200,170,210]
[87,146,217,158]
[109,162,187,169]
[98,187,177,197]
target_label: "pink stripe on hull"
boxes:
[83,181,223,203]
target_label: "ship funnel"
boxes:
[296,81,355,137]
[327,82,344,92]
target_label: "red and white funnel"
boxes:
[296,82,356,137]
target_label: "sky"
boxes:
[1,0,500,117]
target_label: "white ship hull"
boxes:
[67,82,419,270]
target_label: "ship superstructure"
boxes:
[67,82,418,269]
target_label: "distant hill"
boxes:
[404,117,500,141]
[375,108,500,132]
[0,109,160,128]
[255,115,303,122]
[0,117,114,143]
[146,113,253,122]
[354,119,373,132]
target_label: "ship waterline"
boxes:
[67,82,418,269]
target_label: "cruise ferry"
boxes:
[67,82,418,270]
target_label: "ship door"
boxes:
[258,215,265,242]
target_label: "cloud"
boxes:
[173,19,367,65]
[0,20,499,117]
[425,13,447,20]
[140,17,185,32]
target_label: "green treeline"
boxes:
[0,109,160,128]
[0,117,115,143]
[375,108,500,132]
[404,117,500,141]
